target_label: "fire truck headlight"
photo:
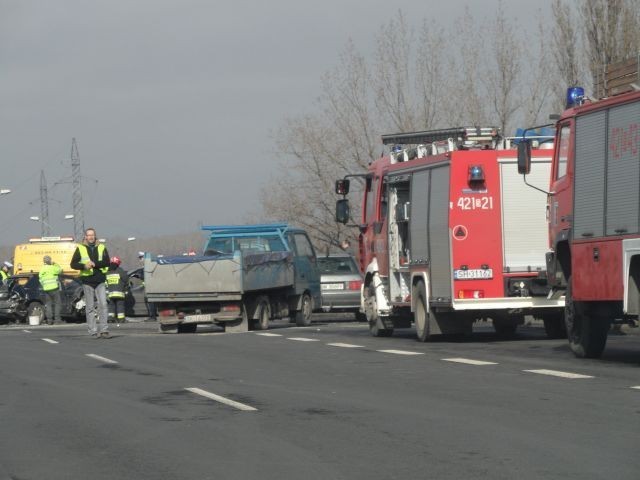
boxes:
[468,165,485,184]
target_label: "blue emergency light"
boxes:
[468,165,485,183]
[566,86,585,109]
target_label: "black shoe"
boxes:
[100,332,111,339]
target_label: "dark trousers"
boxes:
[108,297,126,321]
[43,290,61,324]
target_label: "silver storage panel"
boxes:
[500,158,551,271]
[574,111,606,239]
[606,101,640,235]
[428,166,452,299]
[410,170,430,262]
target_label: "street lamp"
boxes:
[30,215,75,236]
[127,237,136,241]
[0,189,11,195]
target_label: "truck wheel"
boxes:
[177,324,197,334]
[565,277,609,358]
[354,311,367,322]
[158,323,178,334]
[256,299,270,330]
[542,312,567,339]
[27,302,45,325]
[365,284,393,337]
[492,314,519,338]
[295,293,312,327]
[414,282,431,342]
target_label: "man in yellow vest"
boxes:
[1,261,12,285]
[70,227,111,338]
[39,255,62,325]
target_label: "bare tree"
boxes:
[551,0,583,111]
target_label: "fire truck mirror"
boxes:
[335,199,350,224]
[517,140,532,175]
[335,179,350,195]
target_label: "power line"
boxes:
[39,170,51,236]
[71,138,85,241]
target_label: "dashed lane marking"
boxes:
[22,330,31,333]
[327,343,364,348]
[442,358,498,366]
[86,354,118,365]
[255,333,283,337]
[524,369,594,379]
[287,337,320,342]
[377,349,424,356]
[631,386,640,390]
[41,338,58,344]
[185,387,258,411]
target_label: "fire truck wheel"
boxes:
[295,293,313,327]
[158,323,178,334]
[492,315,519,337]
[414,283,431,342]
[564,277,610,358]
[365,284,393,337]
[255,298,270,330]
[542,312,567,339]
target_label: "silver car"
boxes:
[318,254,364,320]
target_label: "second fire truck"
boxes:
[336,127,564,340]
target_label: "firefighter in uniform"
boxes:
[106,256,128,323]
[70,228,111,338]
[39,255,62,325]
[1,261,12,285]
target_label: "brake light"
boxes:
[458,290,484,299]
[348,280,362,290]
[222,304,241,313]
[159,309,176,317]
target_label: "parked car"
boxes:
[124,268,156,318]
[0,274,85,324]
[318,254,365,321]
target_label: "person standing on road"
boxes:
[1,261,12,285]
[38,255,62,325]
[70,228,111,339]
[106,256,128,324]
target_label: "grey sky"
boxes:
[0,0,551,246]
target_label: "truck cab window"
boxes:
[365,177,378,223]
[556,125,570,179]
[292,233,316,259]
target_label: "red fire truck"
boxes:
[335,126,565,340]
[517,64,640,358]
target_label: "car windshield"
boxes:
[204,235,287,255]
[318,256,359,274]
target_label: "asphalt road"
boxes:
[1,317,639,480]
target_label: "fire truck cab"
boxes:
[336,127,565,340]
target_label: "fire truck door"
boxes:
[410,166,452,300]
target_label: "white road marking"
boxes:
[41,338,58,344]
[524,369,594,379]
[327,343,364,348]
[22,330,31,333]
[377,349,424,356]
[631,386,640,390]
[85,354,118,365]
[255,333,283,337]
[287,337,319,342]
[186,387,257,412]
[442,357,498,365]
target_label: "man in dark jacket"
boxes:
[70,228,111,338]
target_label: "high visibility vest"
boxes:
[39,264,62,291]
[0,270,7,283]
[77,244,108,276]
[106,271,126,299]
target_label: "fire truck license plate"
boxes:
[454,269,493,280]
[322,283,344,290]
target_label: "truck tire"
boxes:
[158,323,178,334]
[354,311,367,322]
[27,302,45,325]
[565,277,610,358]
[365,284,393,337]
[177,323,197,334]
[255,298,270,330]
[414,282,431,342]
[542,312,567,339]
[295,293,312,327]
[492,314,520,338]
